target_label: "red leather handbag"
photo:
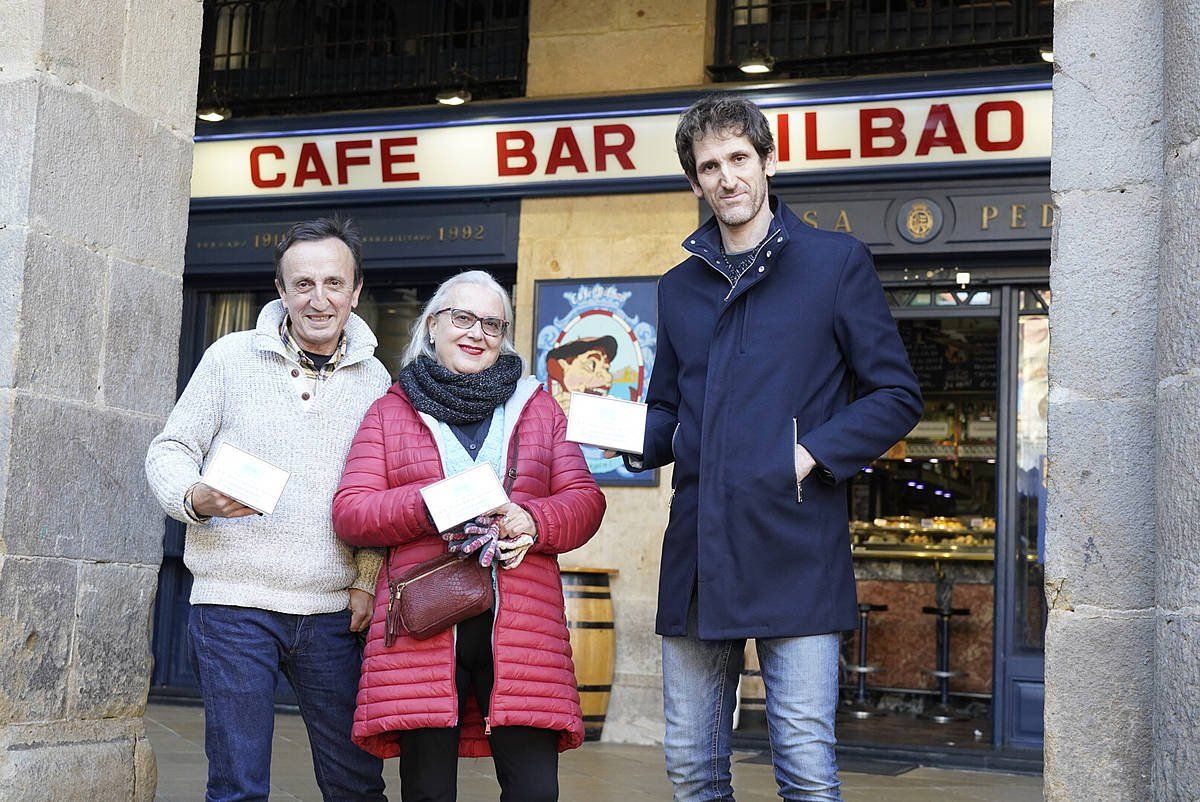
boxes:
[384,552,492,643]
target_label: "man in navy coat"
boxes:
[624,95,922,801]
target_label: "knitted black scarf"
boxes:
[398,354,523,425]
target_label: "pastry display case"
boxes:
[847,318,999,562]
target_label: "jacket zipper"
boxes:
[738,292,753,355]
[793,417,804,504]
[692,227,781,302]
[667,422,682,509]
[451,623,460,726]
[485,563,498,736]
[487,431,521,737]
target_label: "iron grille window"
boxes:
[198,0,529,117]
[711,0,1052,80]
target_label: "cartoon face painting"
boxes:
[545,336,617,415]
[535,279,659,485]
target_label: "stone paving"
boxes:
[147,703,1042,801]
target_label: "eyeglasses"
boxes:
[436,307,509,338]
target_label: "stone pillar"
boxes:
[1044,0,1163,798]
[0,1,202,798]
[1153,0,1200,796]
[1043,0,1200,796]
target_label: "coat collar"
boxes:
[252,299,378,369]
[681,195,793,265]
[681,196,794,303]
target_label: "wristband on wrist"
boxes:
[184,483,212,522]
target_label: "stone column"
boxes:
[1153,0,1200,796]
[1044,0,1163,798]
[0,1,202,798]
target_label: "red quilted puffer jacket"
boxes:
[332,377,606,759]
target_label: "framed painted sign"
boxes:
[533,277,659,486]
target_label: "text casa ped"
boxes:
[803,201,1055,234]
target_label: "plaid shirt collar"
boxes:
[279,316,346,380]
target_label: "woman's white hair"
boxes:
[399,270,524,370]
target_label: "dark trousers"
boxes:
[187,604,386,802]
[399,611,560,802]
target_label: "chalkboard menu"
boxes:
[901,322,997,392]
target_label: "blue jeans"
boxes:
[187,604,385,802]
[662,627,842,802]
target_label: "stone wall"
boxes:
[0,1,202,797]
[526,0,711,97]
[520,0,712,743]
[1047,0,1200,797]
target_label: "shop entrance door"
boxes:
[885,284,1047,753]
[829,283,1046,754]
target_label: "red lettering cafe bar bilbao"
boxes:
[192,87,1047,195]
[161,67,1052,758]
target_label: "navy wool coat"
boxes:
[637,198,922,639]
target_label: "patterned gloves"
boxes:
[444,514,535,570]
[445,515,501,567]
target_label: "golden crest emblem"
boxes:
[906,202,934,240]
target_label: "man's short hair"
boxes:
[274,215,365,287]
[675,94,775,183]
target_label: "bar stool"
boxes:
[920,605,970,723]
[842,603,888,719]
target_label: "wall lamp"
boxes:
[739,42,775,75]
[436,88,472,106]
[197,81,232,122]
[197,105,233,122]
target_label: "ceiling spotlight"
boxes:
[436,88,472,106]
[196,82,232,122]
[1039,46,1054,63]
[739,42,775,75]
[196,105,232,122]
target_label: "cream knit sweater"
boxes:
[146,301,391,614]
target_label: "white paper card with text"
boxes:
[565,392,647,455]
[201,442,291,515]
[419,462,510,532]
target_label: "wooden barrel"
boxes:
[736,640,766,731]
[561,568,617,741]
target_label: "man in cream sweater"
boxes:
[146,217,390,801]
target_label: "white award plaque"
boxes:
[419,462,510,532]
[565,392,647,455]
[200,442,291,515]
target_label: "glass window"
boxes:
[849,317,999,554]
[1015,292,1050,650]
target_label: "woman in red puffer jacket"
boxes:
[333,270,605,802]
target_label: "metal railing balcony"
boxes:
[197,0,528,118]
[711,0,1053,81]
